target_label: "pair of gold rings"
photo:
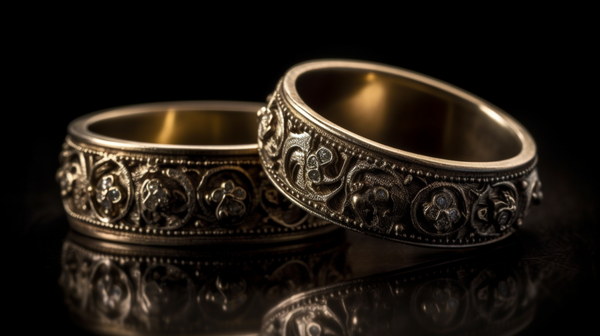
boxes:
[57,59,542,248]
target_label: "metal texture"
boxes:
[258,60,542,248]
[57,101,337,245]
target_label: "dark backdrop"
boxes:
[9,9,598,335]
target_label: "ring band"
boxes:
[258,60,542,248]
[57,101,336,245]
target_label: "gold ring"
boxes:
[57,101,337,245]
[258,59,542,248]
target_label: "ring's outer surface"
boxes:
[57,101,336,245]
[257,60,542,248]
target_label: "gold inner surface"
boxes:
[296,69,521,162]
[89,110,258,145]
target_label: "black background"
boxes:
[9,8,598,335]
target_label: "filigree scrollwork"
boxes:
[282,131,350,204]
[95,175,124,217]
[258,91,285,158]
[411,279,469,332]
[139,168,195,230]
[89,259,133,322]
[411,182,468,236]
[423,190,461,233]
[471,182,518,236]
[210,180,248,221]
[197,166,256,226]
[89,158,133,222]
[345,162,408,233]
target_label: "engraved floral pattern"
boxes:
[141,178,188,228]
[423,191,461,233]
[209,180,248,221]
[88,158,133,222]
[95,175,124,217]
[412,183,468,236]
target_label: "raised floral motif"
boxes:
[209,180,248,221]
[197,167,255,226]
[88,158,133,222]
[423,190,461,233]
[411,182,468,236]
[95,175,124,217]
[141,177,188,228]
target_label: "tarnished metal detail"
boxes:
[257,60,542,248]
[57,101,337,245]
[411,182,469,237]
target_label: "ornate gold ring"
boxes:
[258,60,542,248]
[57,101,336,245]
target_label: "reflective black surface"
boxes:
[9,14,597,335]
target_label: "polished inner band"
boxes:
[69,101,260,155]
[284,61,536,172]
[88,109,257,146]
[258,60,542,248]
[58,101,335,245]
[296,68,521,162]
